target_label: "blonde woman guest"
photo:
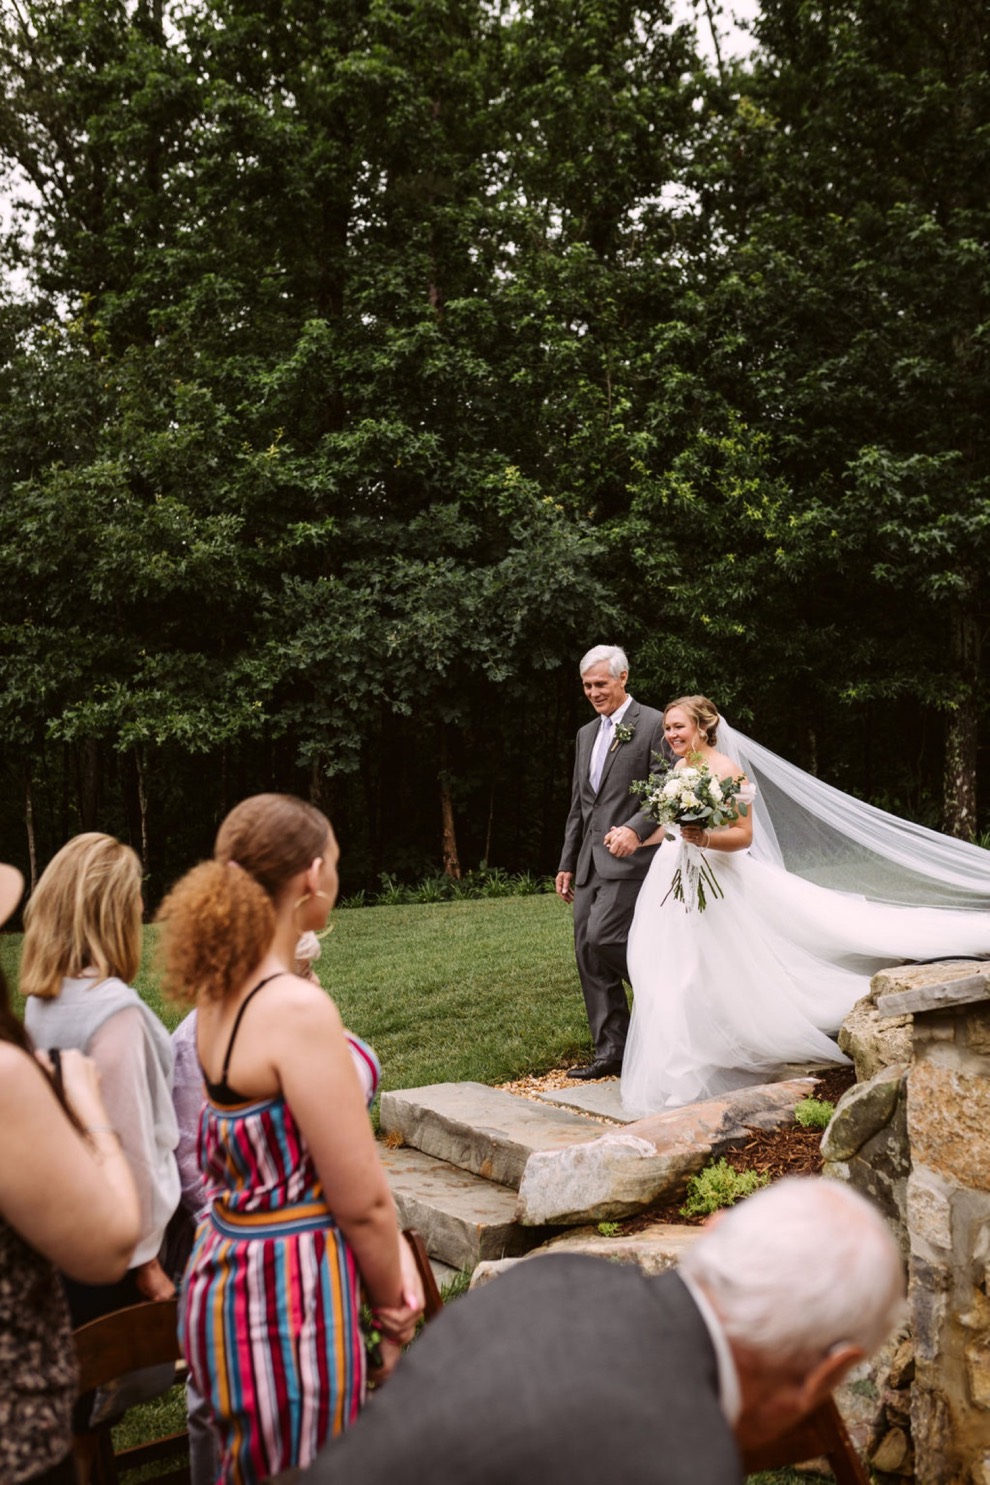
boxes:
[22,834,180,1322]
[0,862,140,1485]
[156,794,422,1485]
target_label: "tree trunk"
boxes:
[439,727,461,879]
[24,766,37,891]
[135,748,150,868]
[942,587,980,839]
[483,782,495,868]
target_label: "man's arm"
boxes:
[556,734,586,899]
[609,713,669,856]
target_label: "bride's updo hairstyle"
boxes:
[665,695,720,748]
[156,793,331,1005]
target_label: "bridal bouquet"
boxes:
[630,758,748,912]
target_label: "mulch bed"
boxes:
[622,1063,857,1230]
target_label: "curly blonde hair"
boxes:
[664,695,720,747]
[20,834,143,1001]
[156,794,331,1004]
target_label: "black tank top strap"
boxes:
[219,973,284,1085]
[203,972,285,1106]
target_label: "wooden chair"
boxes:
[742,1393,870,1484]
[403,1228,444,1320]
[72,1298,189,1485]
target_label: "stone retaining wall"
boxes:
[830,961,990,1484]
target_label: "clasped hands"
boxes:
[603,825,639,858]
[554,826,644,904]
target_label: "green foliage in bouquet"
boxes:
[630,754,749,911]
[630,753,748,833]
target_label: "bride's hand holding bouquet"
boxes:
[631,755,749,912]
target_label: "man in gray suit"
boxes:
[555,644,667,1078]
[295,1178,904,1485]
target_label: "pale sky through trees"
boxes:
[685,0,760,63]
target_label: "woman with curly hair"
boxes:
[156,794,422,1485]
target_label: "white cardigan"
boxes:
[26,976,180,1266]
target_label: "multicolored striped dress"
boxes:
[179,1022,381,1485]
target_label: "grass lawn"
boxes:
[3,893,592,1087]
[1,899,828,1482]
[322,894,590,1089]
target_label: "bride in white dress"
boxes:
[619,695,990,1114]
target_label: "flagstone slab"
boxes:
[380,1144,552,1272]
[533,1062,834,1123]
[515,1077,815,1226]
[379,1082,602,1188]
[470,1220,699,1287]
[532,1082,636,1123]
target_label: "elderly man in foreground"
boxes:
[296,1178,904,1485]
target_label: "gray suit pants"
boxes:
[572,874,643,1059]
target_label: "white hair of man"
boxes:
[681,1177,905,1371]
[579,645,629,678]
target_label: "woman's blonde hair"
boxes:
[665,695,720,747]
[156,794,331,1005]
[20,834,143,1000]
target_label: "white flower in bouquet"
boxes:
[629,753,749,912]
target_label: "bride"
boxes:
[619,695,990,1114]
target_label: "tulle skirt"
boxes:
[620,842,990,1114]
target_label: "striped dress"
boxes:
[179,1033,381,1485]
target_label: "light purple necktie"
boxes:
[589,715,613,792]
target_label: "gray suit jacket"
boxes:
[558,698,667,887]
[305,1257,743,1485]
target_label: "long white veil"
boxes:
[716,717,990,910]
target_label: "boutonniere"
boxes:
[610,722,635,752]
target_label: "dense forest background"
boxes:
[0,0,987,905]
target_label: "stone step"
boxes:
[532,1081,636,1123]
[381,1144,552,1272]
[379,1081,602,1188]
[516,1077,817,1226]
[429,1257,462,1293]
[470,1220,700,1288]
[531,1063,833,1123]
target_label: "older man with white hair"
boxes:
[555,644,667,1077]
[294,1177,904,1485]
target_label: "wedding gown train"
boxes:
[620,721,990,1115]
